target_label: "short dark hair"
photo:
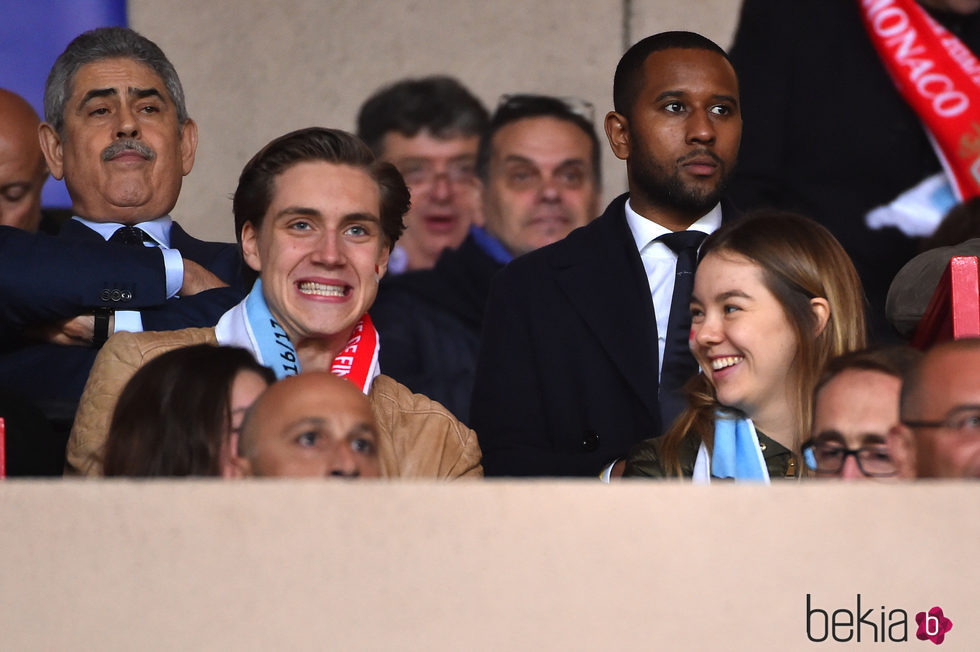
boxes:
[356,76,489,156]
[613,31,732,120]
[233,126,410,259]
[815,346,923,399]
[476,94,602,185]
[44,26,189,135]
[103,345,275,477]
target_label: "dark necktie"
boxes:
[656,230,707,429]
[108,226,150,247]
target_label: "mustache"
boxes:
[678,149,723,166]
[101,139,155,162]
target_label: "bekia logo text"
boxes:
[806,594,953,644]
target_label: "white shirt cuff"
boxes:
[161,248,183,298]
[113,310,144,333]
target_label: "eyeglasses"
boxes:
[902,406,980,433]
[801,439,897,477]
[496,94,596,123]
[394,158,477,188]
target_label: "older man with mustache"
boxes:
[0,27,245,449]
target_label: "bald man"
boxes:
[234,373,382,478]
[0,89,49,232]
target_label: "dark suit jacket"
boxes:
[0,219,246,405]
[0,225,168,337]
[469,194,734,477]
[56,219,246,330]
[371,233,502,423]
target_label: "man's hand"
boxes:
[180,259,228,296]
[29,313,112,346]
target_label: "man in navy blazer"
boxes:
[470,32,742,476]
[0,27,244,411]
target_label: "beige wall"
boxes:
[1,481,977,648]
[128,0,743,242]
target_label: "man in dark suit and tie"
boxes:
[469,31,742,477]
[0,27,245,429]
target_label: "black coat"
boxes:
[469,194,735,476]
[371,234,502,423]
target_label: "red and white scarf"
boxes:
[214,280,381,394]
[860,0,980,201]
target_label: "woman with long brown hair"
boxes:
[624,211,866,481]
[102,345,274,477]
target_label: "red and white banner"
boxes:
[860,0,980,200]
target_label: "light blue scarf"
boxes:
[692,413,770,484]
[215,280,381,393]
[215,279,300,379]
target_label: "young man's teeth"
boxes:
[711,356,742,370]
[299,282,345,297]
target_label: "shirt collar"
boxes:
[624,199,722,253]
[469,225,513,266]
[73,215,173,248]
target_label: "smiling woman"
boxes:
[623,211,867,481]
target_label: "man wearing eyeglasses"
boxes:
[803,347,921,480]
[371,94,600,420]
[889,338,980,479]
[357,76,488,274]
[471,32,741,476]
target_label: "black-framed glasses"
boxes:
[901,406,980,434]
[496,93,596,123]
[801,439,897,477]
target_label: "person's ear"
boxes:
[375,243,390,283]
[38,123,64,180]
[179,118,198,176]
[887,424,916,480]
[226,451,253,479]
[221,432,248,479]
[604,111,631,161]
[240,221,262,273]
[810,297,831,337]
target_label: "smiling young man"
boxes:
[470,32,741,476]
[66,127,482,479]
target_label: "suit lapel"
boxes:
[168,222,203,259]
[551,194,662,425]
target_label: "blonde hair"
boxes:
[660,211,867,475]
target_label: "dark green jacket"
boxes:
[623,429,799,479]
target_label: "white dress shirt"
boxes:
[623,200,722,378]
[73,215,184,333]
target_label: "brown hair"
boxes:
[103,345,275,477]
[233,127,411,285]
[659,211,868,474]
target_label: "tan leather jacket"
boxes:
[67,329,483,479]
